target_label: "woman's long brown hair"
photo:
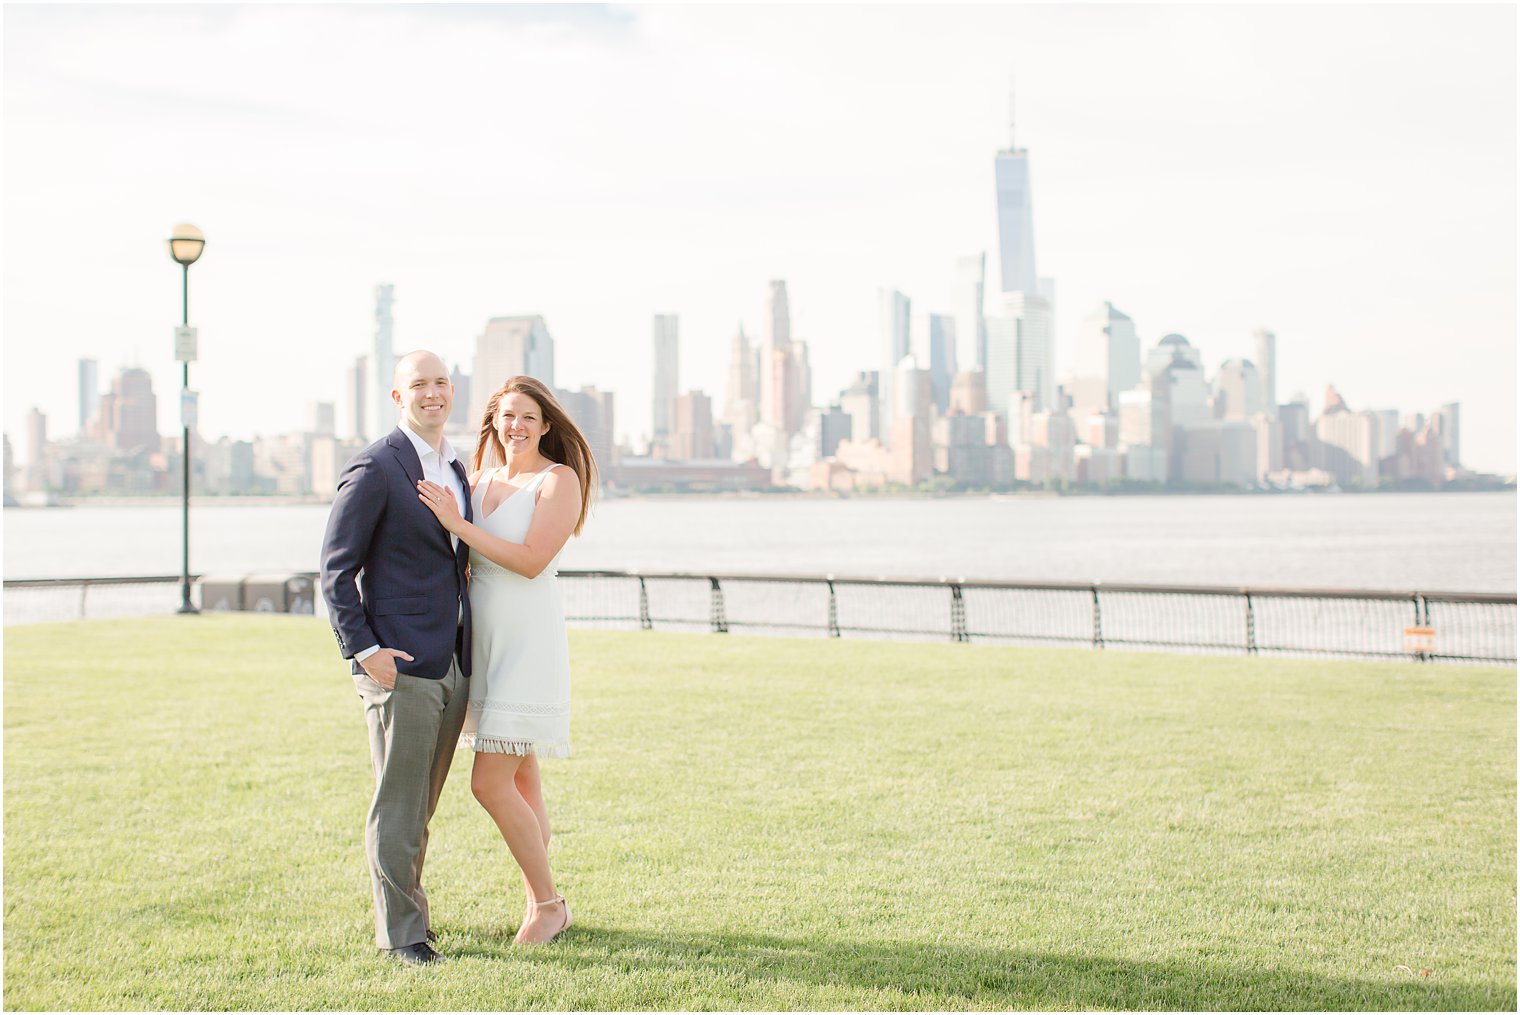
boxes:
[472,375,598,535]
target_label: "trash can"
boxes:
[198,575,246,612]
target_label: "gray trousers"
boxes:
[353,656,468,949]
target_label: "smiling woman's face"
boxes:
[495,391,549,456]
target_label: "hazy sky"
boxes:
[4,3,1515,471]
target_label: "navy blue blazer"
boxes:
[320,428,473,680]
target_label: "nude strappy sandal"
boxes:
[513,894,572,945]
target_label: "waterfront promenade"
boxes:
[5,616,1514,1011]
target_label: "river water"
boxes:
[4,492,1514,592]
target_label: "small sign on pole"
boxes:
[1404,625,1436,655]
[181,389,198,430]
[174,325,198,363]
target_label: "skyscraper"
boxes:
[24,408,47,492]
[370,284,395,440]
[558,385,616,476]
[2,433,15,501]
[765,279,791,347]
[1077,303,1140,410]
[949,370,988,415]
[804,405,853,461]
[890,357,933,485]
[347,355,368,441]
[839,371,880,444]
[927,314,957,415]
[98,367,160,453]
[954,254,987,372]
[1253,329,1277,419]
[983,315,1017,415]
[994,90,1037,295]
[786,340,812,435]
[77,358,98,434]
[878,288,911,443]
[449,363,472,430]
[1212,359,1263,421]
[1431,403,1461,467]
[307,401,336,437]
[1316,406,1380,487]
[1118,368,1171,450]
[895,356,934,422]
[471,315,556,424]
[652,314,679,443]
[985,290,1054,412]
[1161,342,1210,429]
[1370,408,1400,466]
[722,323,759,436]
[673,390,715,460]
[760,281,792,431]
[762,346,788,436]
[988,89,1056,413]
[1146,332,1202,376]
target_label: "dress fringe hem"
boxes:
[458,733,571,758]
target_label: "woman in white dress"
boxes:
[416,374,596,946]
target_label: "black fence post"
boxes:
[1245,592,1257,655]
[1091,587,1104,650]
[950,584,967,643]
[826,580,841,638]
[710,577,728,634]
[637,577,652,630]
[1415,593,1428,663]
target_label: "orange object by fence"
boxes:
[1404,625,1436,653]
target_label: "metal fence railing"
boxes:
[551,572,1515,666]
[4,575,190,627]
[5,571,1515,666]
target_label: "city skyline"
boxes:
[3,4,1515,472]
[24,316,1471,499]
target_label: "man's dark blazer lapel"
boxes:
[385,429,423,487]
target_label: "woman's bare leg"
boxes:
[516,755,551,847]
[471,753,556,903]
[513,756,551,907]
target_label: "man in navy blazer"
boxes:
[320,349,473,966]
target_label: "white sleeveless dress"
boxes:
[458,464,571,757]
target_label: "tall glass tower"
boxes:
[652,314,679,442]
[878,288,911,445]
[761,280,791,430]
[370,284,395,439]
[954,253,986,372]
[77,358,98,434]
[994,90,1036,295]
[1253,328,1277,420]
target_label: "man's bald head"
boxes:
[393,349,449,388]
[391,350,455,441]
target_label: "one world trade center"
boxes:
[987,87,1055,412]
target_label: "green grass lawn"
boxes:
[3,617,1514,1011]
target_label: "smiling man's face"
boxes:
[391,351,453,438]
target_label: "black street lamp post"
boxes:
[168,224,205,615]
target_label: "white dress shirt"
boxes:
[355,421,468,664]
